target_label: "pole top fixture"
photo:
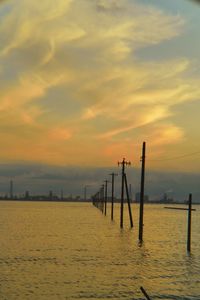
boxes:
[118,157,131,166]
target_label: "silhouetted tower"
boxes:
[10,180,13,199]
[61,189,63,200]
[25,191,30,199]
[84,185,90,201]
[49,190,53,200]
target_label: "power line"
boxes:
[147,150,200,162]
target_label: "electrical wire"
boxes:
[147,150,200,162]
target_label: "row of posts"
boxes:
[92,142,146,243]
[92,141,193,252]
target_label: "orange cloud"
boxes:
[49,127,73,141]
[0,0,199,171]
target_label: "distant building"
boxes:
[159,193,174,203]
[25,191,30,199]
[49,190,53,200]
[135,192,149,203]
[10,180,13,199]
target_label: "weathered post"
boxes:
[124,173,133,228]
[139,141,146,242]
[109,173,118,221]
[187,193,192,252]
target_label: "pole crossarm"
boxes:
[164,207,196,211]
[118,158,131,169]
[109,173,118,176]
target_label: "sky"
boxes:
[0,0,200,199]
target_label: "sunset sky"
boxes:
[0,0,200,173]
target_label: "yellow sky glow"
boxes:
[0,0,200,171]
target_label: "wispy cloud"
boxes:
[0,0,199,169]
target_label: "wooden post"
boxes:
[124,173,133,228]
[187,193,192,252]
[110,173,118,221]
[139,142,146,242]
[104,180,109,216]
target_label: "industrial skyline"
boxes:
[0,163,200,202]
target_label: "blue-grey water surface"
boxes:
[0,201,200,300]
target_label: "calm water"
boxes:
[0,201,200,300]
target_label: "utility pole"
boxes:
[101,184,105,214]
[118,158,131,228]
[139,142,146,242]
[104,180,109,216]
[187,193,192,252]
[109,173,118,221]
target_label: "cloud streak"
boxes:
[0,0,200,170]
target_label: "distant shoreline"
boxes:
[0,199,200,204]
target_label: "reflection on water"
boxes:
[0,202,199,299]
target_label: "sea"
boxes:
[0,201,200,300]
